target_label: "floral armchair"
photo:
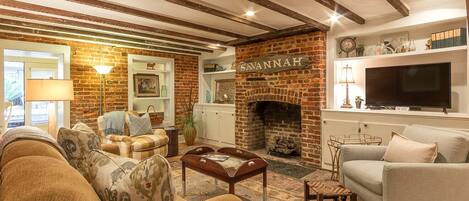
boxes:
[97,111,169,160]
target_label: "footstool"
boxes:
[304,180,357,201]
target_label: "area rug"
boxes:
[265,159,316,179]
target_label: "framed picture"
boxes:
[133,74,160,97]
[213,79,235,104]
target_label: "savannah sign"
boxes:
[237,54,311,73]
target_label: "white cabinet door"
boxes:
[321,119,360,170]
[361,122,406,145]
[205,110,219,141]
[218,111,235,145]
[193,109,205,138]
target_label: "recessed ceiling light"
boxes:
[245,10,255,16]
[330,14,340,23]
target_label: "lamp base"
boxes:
[341,104,353,109]
[48,101,57,138]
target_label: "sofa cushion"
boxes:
[402,125,469,163]
[83,150,175,201]
[342,160,387,195]
[0,156,100,201]
[0,139,65,168]
[130,134,169,151]
[383,133,438,163]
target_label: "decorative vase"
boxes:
[182,124,197,146]
[205,90,211,103]
[355,100,362,109]
[160,85,167,97]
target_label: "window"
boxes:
[3,60,58,128]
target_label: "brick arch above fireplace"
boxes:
[245,88,302,105]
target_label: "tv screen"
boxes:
[365,63,451,108]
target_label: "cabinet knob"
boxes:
[231,114,234,116]
[216,112,218,115]
[364,124,368,128]
[323,120,326,124]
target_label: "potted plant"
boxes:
[182,85,197,146]
[355,96,364,109]
[356,44,365,57]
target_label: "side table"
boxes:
[304,180,357,201]
[165,127,179,157]
[328,134,382,180]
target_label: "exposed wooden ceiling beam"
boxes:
[0,8,226,51]
[313,0,365,24]
[0,18,213,53]
[0,24,201,55]
[165,0,276,32]
[67,0,247,39]
[0,0,226,45]
[226,24,320,46]
[386,0,409,17]
[248,0,329,31]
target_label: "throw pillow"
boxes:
[383,133,438,163]
[84,150,175,201]
[57,122,101,170]
[128,113,153,136]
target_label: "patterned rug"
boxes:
[168,156,331,201]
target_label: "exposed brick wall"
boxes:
[0,32,198,131]
[235,31,327,167]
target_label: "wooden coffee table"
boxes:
[304,180,357,201]
[181,146,268,200]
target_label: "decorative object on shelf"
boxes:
[426,38,432,50]
[355,96,364,109]
[205,90,211,103]
[356,44,365,57]
[214,79,235,104]
[230,61,236,70]
[25,79,74,137]
[203,63,218,72]
[339,37,357,57]
[216,65,225,72]
[133,74,160,97]
[146,63,156,70]
[146,105,163,125]
[237,54,311,73]
[383,41,396,54]
[431,28,467,49]
[160,85,168,97]
[339,65,355,109]
[381,32,410,54]
[182,85,197,146]
[409,39,416,51]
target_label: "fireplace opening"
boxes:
[249,101,301,158]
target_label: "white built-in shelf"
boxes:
[322,108,469,119]
[196,103,235,107]
[335,45,467,62]
[134,97,170,100]
[202,69,236,75]
[133,69,170,74]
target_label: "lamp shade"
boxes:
[25,79,74,101]
[93,65,113,74]
[339,65,355,84]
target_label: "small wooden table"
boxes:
[181,146,268,200]
[304,180,357,201]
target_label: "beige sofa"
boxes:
[97,111,169,160]
[340,125,469,201]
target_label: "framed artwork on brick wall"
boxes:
[133,73,160,97]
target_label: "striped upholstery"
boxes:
[97,112,169,160]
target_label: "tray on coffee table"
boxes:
[181,146,268,200]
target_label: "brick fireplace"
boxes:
[235,31,326,167]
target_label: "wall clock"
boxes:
[339,37,357,57]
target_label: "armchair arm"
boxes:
[383,163,469,201]
[340,145,387,164]
[106,135,132,143]
[153,128,167,136]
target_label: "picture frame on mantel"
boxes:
[134,73,160,97]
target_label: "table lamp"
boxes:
[25,79,74,137]
[339,65,355,108]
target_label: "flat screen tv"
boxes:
[365,62,451,108]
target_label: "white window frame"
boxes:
[0,39,71,129]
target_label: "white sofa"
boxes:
[340,125,469,201]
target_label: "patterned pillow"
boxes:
[128,113,153,136]
[57,122,101,170]
[83,150,175,201]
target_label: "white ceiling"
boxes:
[0,0,464,53]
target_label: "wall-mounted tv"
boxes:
[365,62,451,108]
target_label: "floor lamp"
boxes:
[339,65,355,108]
[93,65,113,116]
[25,79,74,137]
